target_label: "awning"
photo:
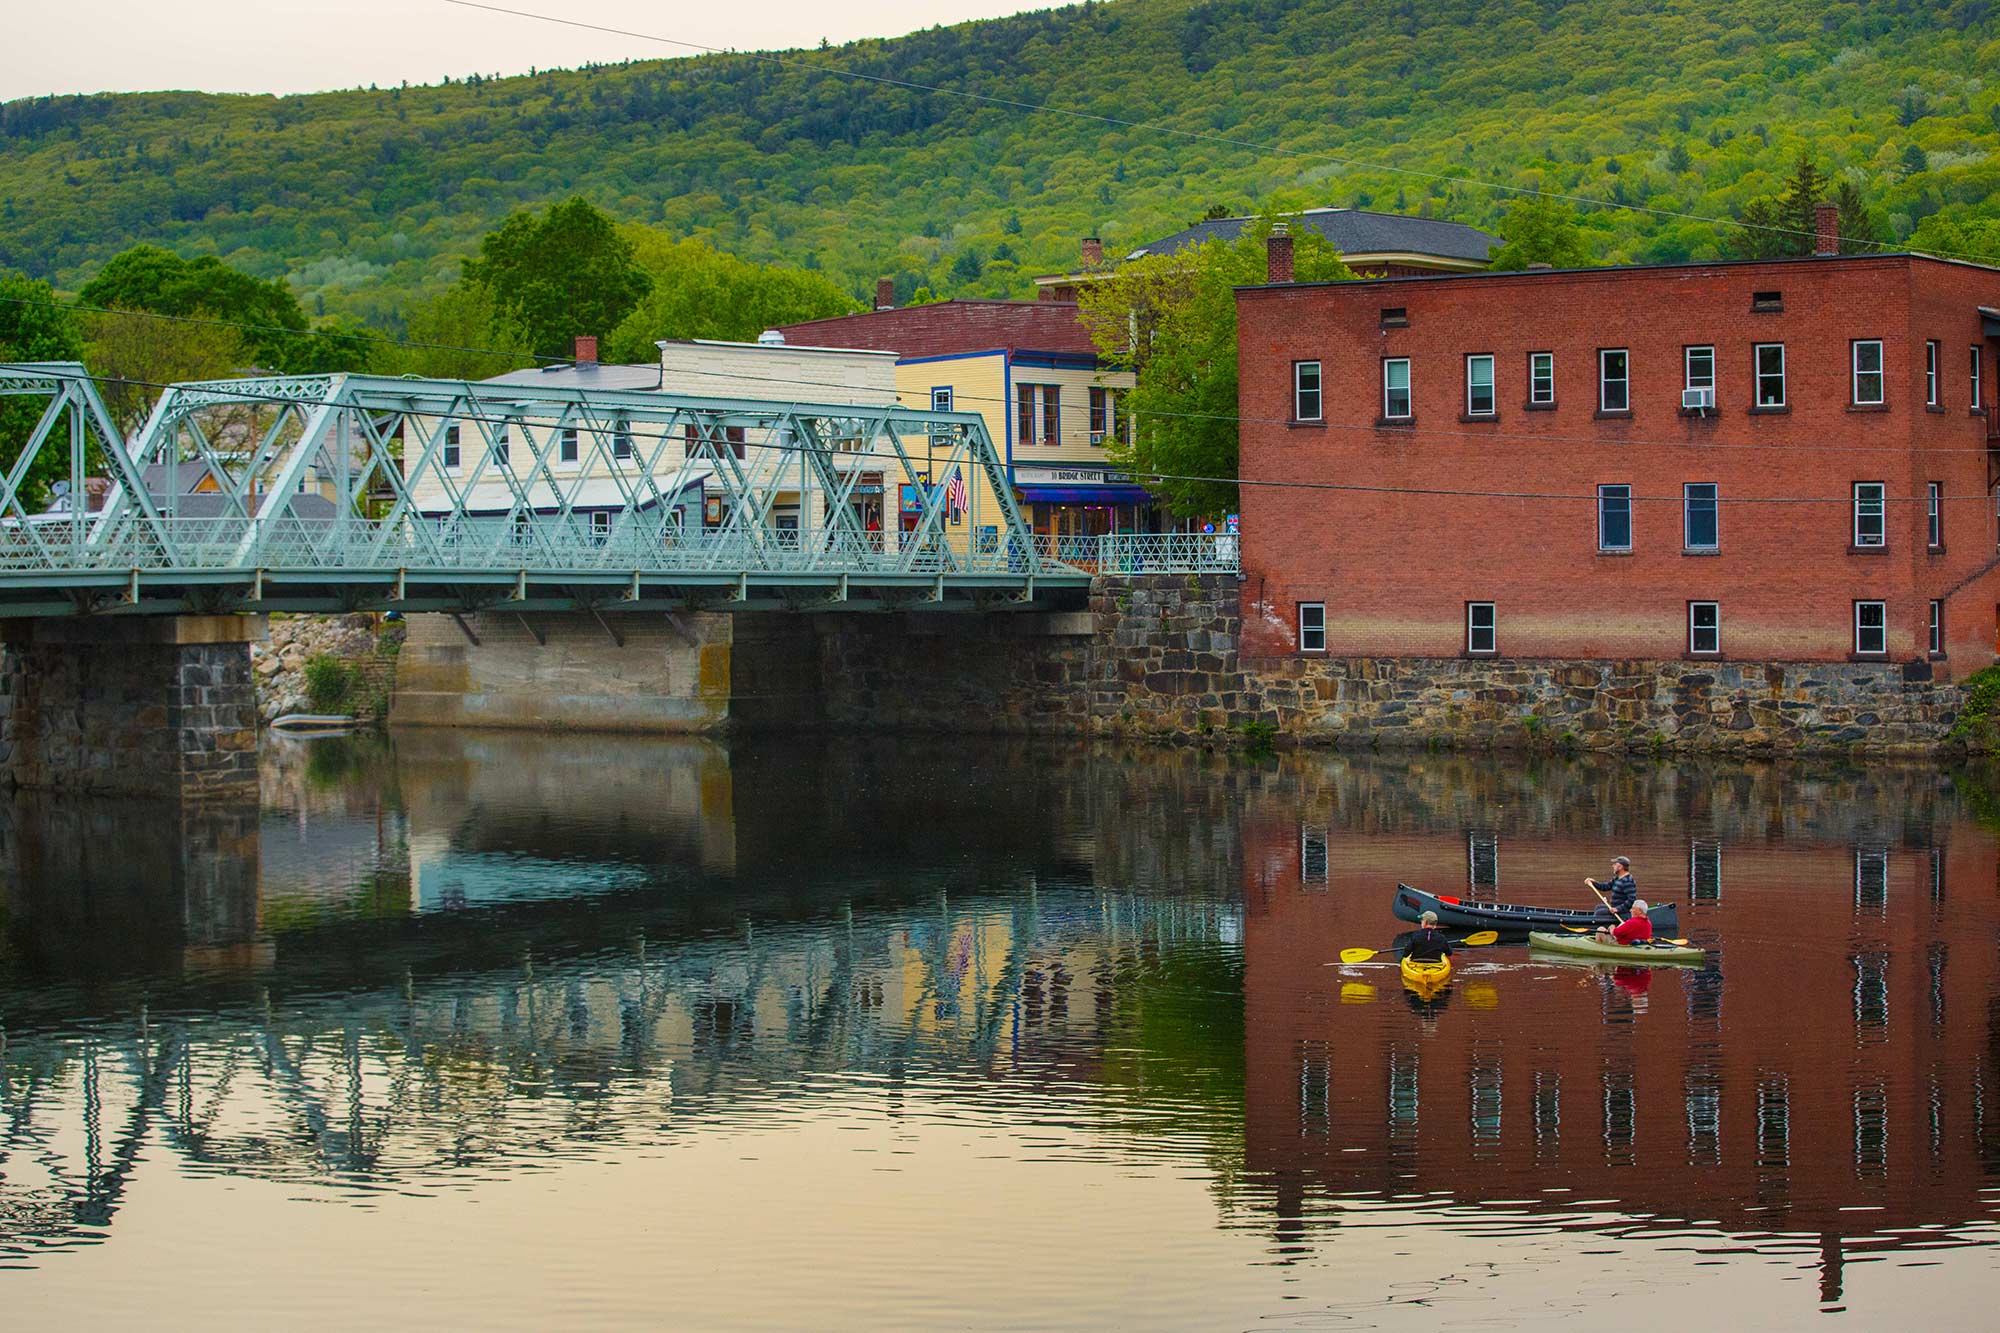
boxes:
[1016,484,1155,505]
[1982,306,2000,338]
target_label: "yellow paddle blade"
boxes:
[1339,947,1378,964]
[1340,983,1377,1004]
[1462,930,1499,946]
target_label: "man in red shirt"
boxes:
[1595,898,1654,947]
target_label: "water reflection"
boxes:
[2,738,1998,1324]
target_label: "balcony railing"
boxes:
[1030,531,1240,576]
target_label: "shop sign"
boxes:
[1011,465,1133,485]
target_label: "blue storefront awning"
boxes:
[1016,484,1155,505]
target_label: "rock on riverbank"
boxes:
[251,614,388,724]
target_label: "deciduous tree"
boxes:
[462,197,652,359]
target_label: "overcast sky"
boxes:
[2,1,1046,100]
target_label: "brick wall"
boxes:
[1235,254,2000,675]
[775,299,1098,358]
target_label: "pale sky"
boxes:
[1,1,1047,100]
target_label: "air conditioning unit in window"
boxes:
[1682,387,1715,411]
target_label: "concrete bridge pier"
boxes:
[0,615,265,800]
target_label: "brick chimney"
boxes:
[875,278,896,311]
[1266,222,1294,284]
[573,334,598,366]
[1815,203,1840,256]
[1081,236,1104,268]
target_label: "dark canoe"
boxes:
[1392,883,1681,935]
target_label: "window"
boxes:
[1853,340,1884,405]
[725,426,746,461]
[1973,346,1984,410]
[494,422,512,467]
[613,417,634,460]
[1599,349,1630,412]
[1292,361,1322,422]
[442,423,461,470]
[1041,385,1061,445]
[1466,354,1495,415]
[1683,482,1719,550]
[1855,851,1889,913]
[1380,305,1408,328]
[1928,481,1943,548]
[1298,602,1326,652]
[1016,384,1034,447]
[1752,289,1784,311]
[1598,483,1633,551]
[1468,831,1499,891]
[1754,343,1786,407]
[1930,599,1943,655]
[1529,351,1555,405]
[559,426,579,463]
[1684,345,1715,397]
[1466,602,1496,654]
[1689,601,1720,654]
[1852,482,1886,547]
[1017,384,1060,446]
[1089,385,1109,440]
[590,510,612,542]
[1382,359,1411,419]
[1926,340,1940,406]
[1854,600,1887,655]
[931,386,954,443]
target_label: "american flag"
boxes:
[944,468,969,520]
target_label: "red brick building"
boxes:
[1235,233,2000,676]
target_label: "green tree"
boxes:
[1077,214,1352,518]
[82,307,252,432]
[78,244,311,371]
[602,229,854,362]
[1833,178,1882,254]
[388,282,534,379]
[1728,151,1838,259]
[1901,143,1931,178]
[1485,197,1593,270]
[0,271,85,511]
[1665,141,1694,174]
[462,197,652,359]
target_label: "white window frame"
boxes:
[612,416,634,461]
[932,386,955,444]
[1383,358,1411,420]
[1683,482,1719,550]
[1928,481,1943,548]
[1294,361,1323,422]
[1972,346,1984,411]
[1466,602,1496,654]
[1853,600,1887,655]
[1852,482,1886,548]
[1688,601,1720,655]
[1298,601,1326,653]
[1684,345,1715,392]
[559,426,580,464]
[1465,354,1496,416]
[1597,483,1633,552]
[494,421,512,468]
[1926,340,1940,406]
[1930,599,1943,655]
[441,423,461,471]
[1529,351,1555,405]
[1754,343,1786,408]
[1852,340,1884,405]
[591,510,612,541]
[1599,349,1630,413]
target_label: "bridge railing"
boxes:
[1026,532,1241,576]
[0,514,1088,578]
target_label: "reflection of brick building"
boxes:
[1238,760,2000,1300]
[1235,230,2000,672]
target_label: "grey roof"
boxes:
[1127,207,1497,264]
[141,461,229,495]
[481,362,663,391]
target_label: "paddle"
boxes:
[1339,930,1498,965]
[1559,924,1691,946]
[1585,877,1623,922]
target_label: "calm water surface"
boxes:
[2,732,1998,1329]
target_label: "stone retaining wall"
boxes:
[811,575,1968,754]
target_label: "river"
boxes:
[2,732,1997,1329]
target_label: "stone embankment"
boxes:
[251,614,400,724]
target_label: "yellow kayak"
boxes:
[1400,953,1453,998]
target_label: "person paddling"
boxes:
[1405,910,1454,963]
[1595,898,1656,947]
[1584,856,1639,923]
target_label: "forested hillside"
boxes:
[3,0,1999,328]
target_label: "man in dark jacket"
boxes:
[1585,856,1638,920]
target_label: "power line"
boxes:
[23,364,1998,509]
[6,291,1988,461]
[440,0,2000,268]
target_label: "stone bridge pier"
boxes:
[0,615,264,800]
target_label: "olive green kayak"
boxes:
[1528,930,1706,965]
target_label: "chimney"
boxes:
[573,334,598,366]
[1080,236,1104,268]
[875,278,896,311]
[1266,222,1294,284]
[1815,203,1840,256]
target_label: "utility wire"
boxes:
[26,364,1996,508]
[4,292,1989,461]
[441,0,2000,268]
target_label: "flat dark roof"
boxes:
[1235,249,1998,295]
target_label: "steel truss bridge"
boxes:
[0,363,1096,617]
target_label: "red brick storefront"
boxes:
[1235,251,2000,676]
